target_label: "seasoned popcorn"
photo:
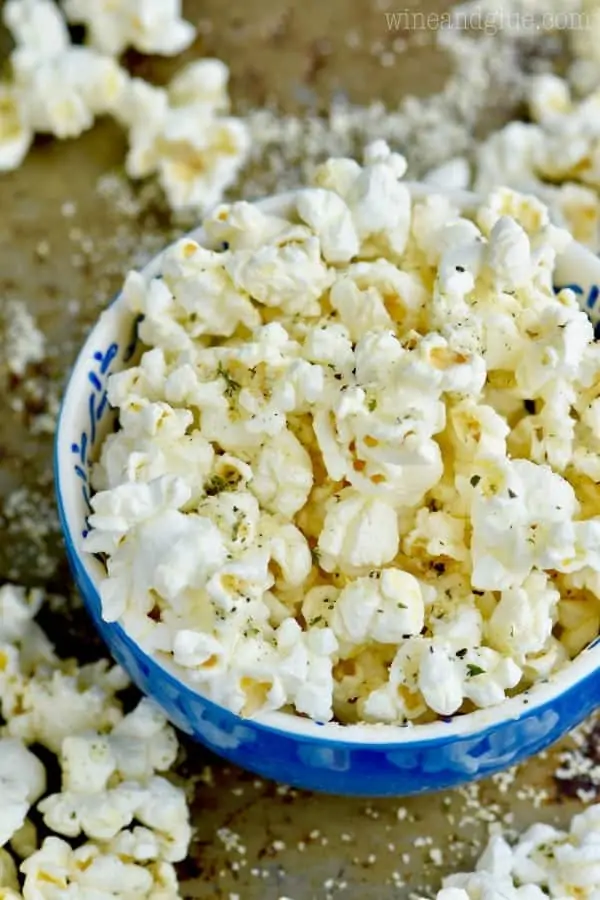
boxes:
[86,146,600,725]
[0,583,191,897]
[4,0,70,65]
[0,0,129,166]
[62,0,196,57]
[427,803,600,900]
[0,0,237,216]
[20,836,181,899]
[0,739,46,849]
[116,60,249,213]
[0,84,32,173]
[474,72,600,251]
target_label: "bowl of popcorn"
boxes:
[55,142,600,796]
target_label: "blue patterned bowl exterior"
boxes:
[55,192,600,797]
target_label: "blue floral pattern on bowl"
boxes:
[68,314,143,536]
[70,343,118,532]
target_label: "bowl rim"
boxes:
[55,186,600,748]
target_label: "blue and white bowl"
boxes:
[55,188,600,797]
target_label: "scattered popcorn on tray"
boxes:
[424,802,600,900]
[62,0,196,57]
[0,0,128,166]
[20,836,181,899]
[4,0,70,66]
[84,145,600,727]
[115,60,250,212]
[0,738,46,849]
[0,300,45,378]
[0,0,240,214]
[0,583,191,899]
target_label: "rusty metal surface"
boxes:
[0,1,596,897]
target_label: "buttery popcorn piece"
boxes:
[62,0,196,57]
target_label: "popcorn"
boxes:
[87,160,600,725]
[528,73,572,125]
[487,571,560,662]
[101,428,210,500]
[459,647,522,709]
[197,489,260,553]
[475,121,544,196]
[469,458,582,590]
[62,0,196,57]
[362,638,428,723]
[329,273,394,339]
[3,0,129,143]
[225,233,333,317]
[344,259,429,331]
[4,0,69,64]
[15,48,127,139]
[296,188,359,263]
[515,303,593,397]
[423,156,471,191]
[0,581,190,897]
[406,626,521,718]
[38,782,143,841]
[84,475,193,552]
[2,664,125,753]
[159,239,261,339]
[168,59,229,110]
[317,489,400,574]
[101,507,228,621]
[0,85,32,173]
[117,62,249,213]
[20,836,181,899]
[205,200,299,251]
[550,182,600,249]
[429,803,600,900]
[39,777,189,863]
[312,339,447,509]
[61,699,178,789]
[509,381,577,473]
[157,114,250,213]
[485,215,534,292]
[403,507,468,563]
[0,584,44,645]
[331,569,425,647]
[0,739,46,847]
[132,776,191,863]
[447,399,509,466]
[348,144,411,256]
[473,73,600,252]
[173,630,227,680]
[417,641,464,717]
[258,515,312,588]
[410,193,463,265]
[37,708,188,859]
[248,429,314,518]
[59,735,117,794]
[211,635,285,717]
[293,628,338,722]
